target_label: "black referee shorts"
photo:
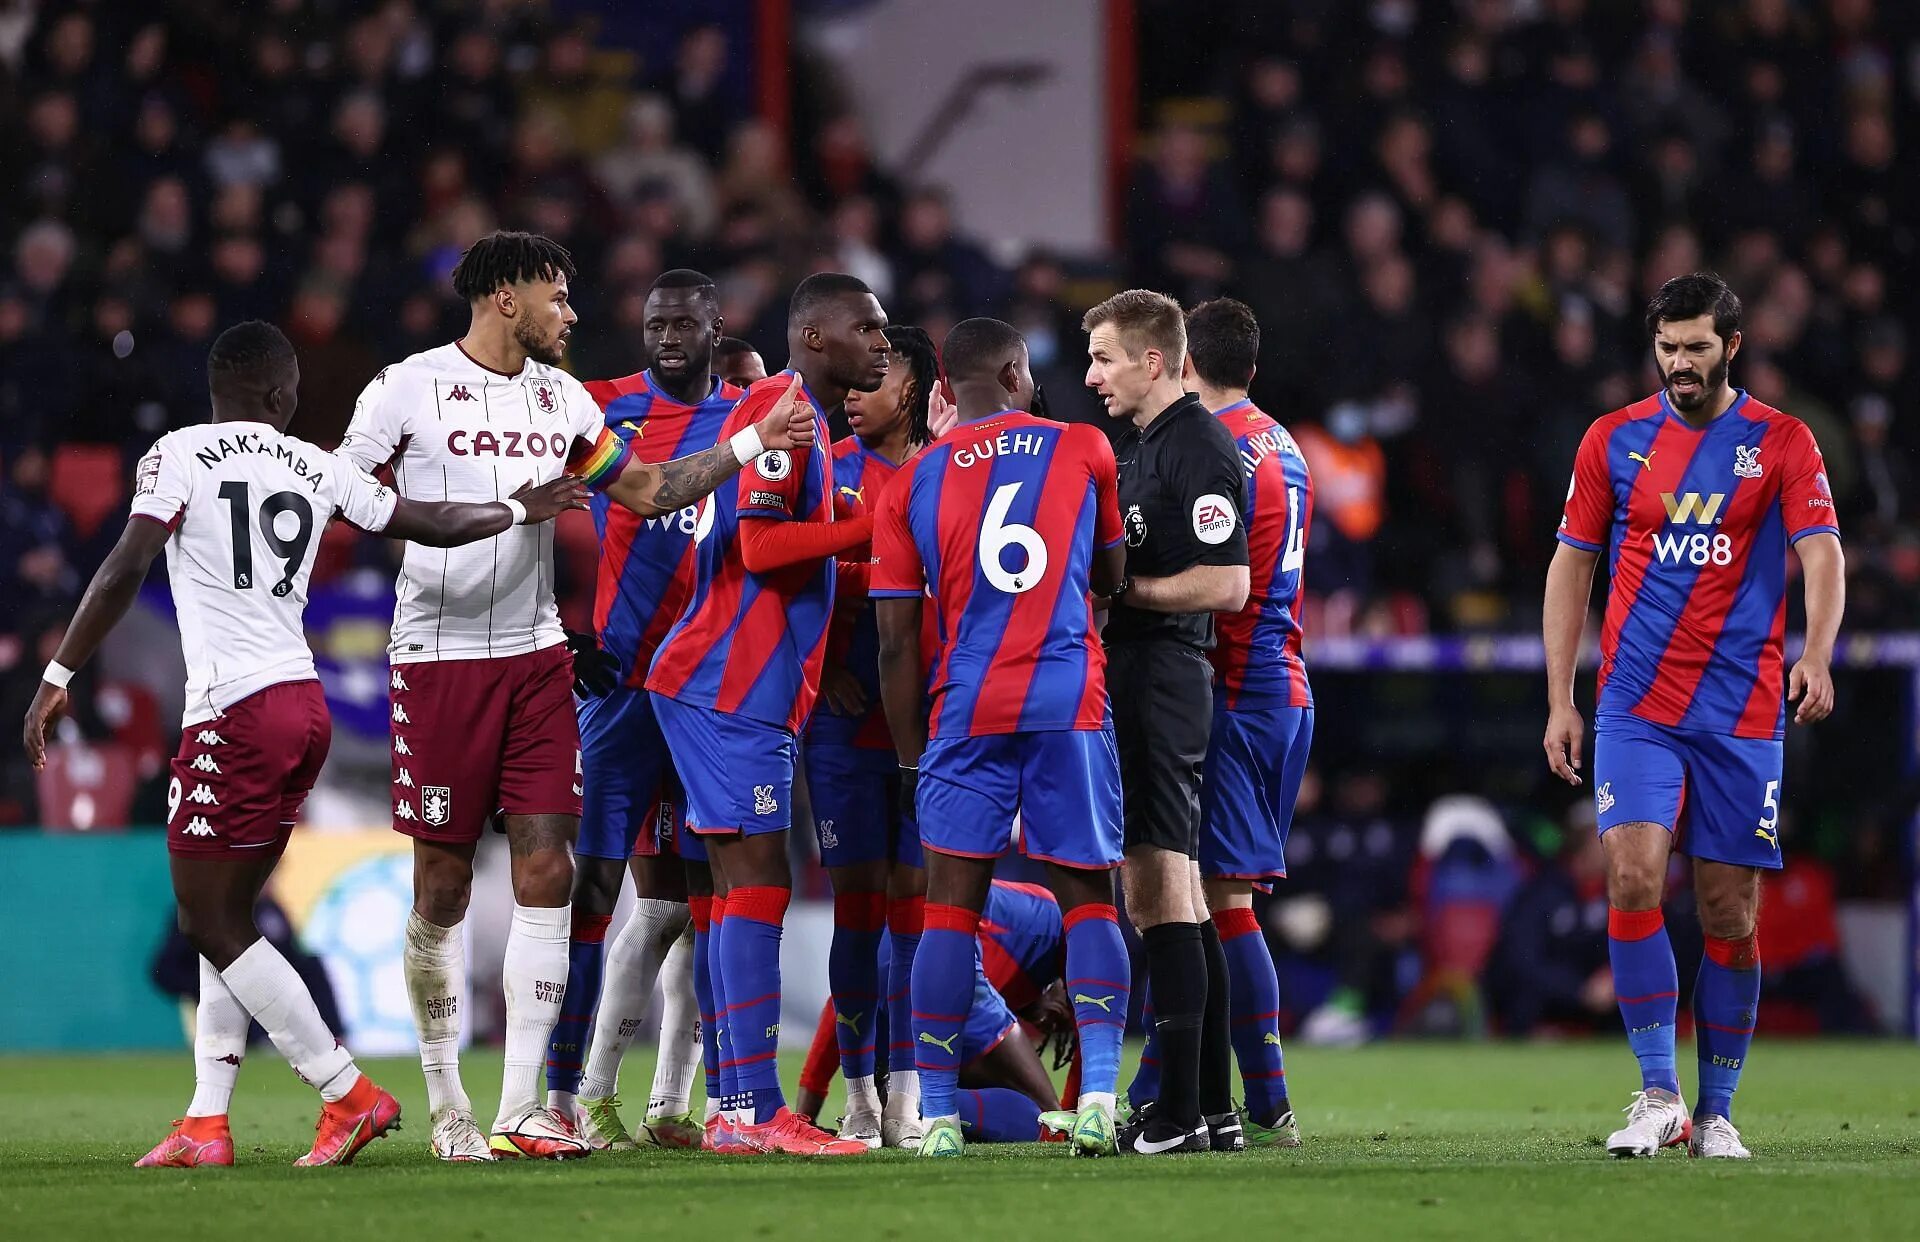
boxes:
[1107,639,1214,857]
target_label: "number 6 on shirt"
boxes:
[980,482,1048,594]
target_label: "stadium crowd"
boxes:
[0,0,1911,1035]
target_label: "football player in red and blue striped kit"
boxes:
[804,325,941,1147]
[545,270,745,1151]
[647,273,892,1156]
[872,318,1132,1159]
[1544,273,1844,1160]
[1184,299,1312,1147]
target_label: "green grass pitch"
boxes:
[3,1041,1917,1240]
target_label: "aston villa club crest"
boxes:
[533,381,557,414]
[1733,444,1763,479]
[422,785,451,827]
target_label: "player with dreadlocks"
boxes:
[799,325,947,1147]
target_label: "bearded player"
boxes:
[544,269,744,1150]
[22,322,586,1167]
[646,273,892,1156]
[337,233,814,1162]
[1544,273,1843,1159]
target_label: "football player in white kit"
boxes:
[21,321,589,1168]
[335,231,816,1161]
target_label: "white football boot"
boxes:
[1688,1114,1752,1159]
[1605,1089,1693,1157]
[430,1108,495,1162]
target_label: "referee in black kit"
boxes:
[1082,290,1249,1154]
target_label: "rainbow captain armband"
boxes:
[569,425,633,491]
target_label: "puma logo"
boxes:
[836,1010,863,1031]
[1629,450,1656,471]
[1073,993,1117,1013]
[918,1031,957,1054]
[1263,1032,1283,1047]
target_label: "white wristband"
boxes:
[730,425,765,467]
[43,660,76,689]
[502,498,529,526]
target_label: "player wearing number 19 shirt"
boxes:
[1181,299,1311,1147]
[871,318,1132,1160]
[1543,274,1844,1161]
[337,233,815,1163]
[20,322,586,1170]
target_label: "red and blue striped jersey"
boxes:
[872,412,1122,738]
[978,880,1063,1010]
[581,371,743,685]
[1558,390,1840,740]
[1209,400,1314,710]
[646,372,837,733]
[807,437,906,751]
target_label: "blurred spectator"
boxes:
[1489,805,1615,1036]
[1126,120,1246,304]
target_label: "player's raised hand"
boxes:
[510,475,592,524]
[755,375,816,453]
[819,665,868,716]
[1788,656,1835,724]
[22,682,70,771]
[926,380,959,439]
[1543,704,1585,786]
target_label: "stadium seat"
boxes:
[51,445,129,540]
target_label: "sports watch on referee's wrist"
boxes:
[1104,576,1134,605]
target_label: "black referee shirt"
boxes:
[1106,392,1249,649]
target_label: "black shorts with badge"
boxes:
[1109,640,1214,855]
[1105,393,1249,857]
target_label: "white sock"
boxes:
[188,957,249,1117]
[647,923,701,1116]
[846,1073,882,1119]
[579,899,688,1100]
[885,1069,920,1119]
[497,903,572,1128]
[220,940,360,1102]
[1081,1090,1117,1116]
[404,911,470,1118]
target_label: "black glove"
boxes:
[566,629,619,698]
[897,764,920,821]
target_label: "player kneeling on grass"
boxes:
[1544,273,1843,1160]
[20,322,588,1168]
[872,318,1133,1159]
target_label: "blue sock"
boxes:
[1129,990,1161,1108]
[545,912,610,1096]
[710,896,735,1105]
[1695,934,1761,1121]
[831,892,886,1081]
[1609,906,1680,1094]
[911,903,978,1121]
[887,897,924,1074]
[957,1088,1042,1142]
[1063,903,1130,1101]
[1215,907,1288,1124]
[718,886,789,1123]
[691,897,718,1107]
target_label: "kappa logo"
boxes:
[533,381,557,414]
[755,449,792,481]
[1192,493,1238,545]
[395,801,418,822]
[394,735,412,756]
[396,769,415,788]
[182,816,216,838]
[422,785,452,827]
[447,384,476,402]
[195,729,227,746]
[1733,444,1763,479]
[817,817,839,850]
[753,784,778,816]
[1595,782,1616,814]
[186,783,219,806]
[393,703,411,724]
[190,753,222,775]
[391,669,410,691]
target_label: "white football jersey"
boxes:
[130,421,399,726]
[338,342,611,664]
